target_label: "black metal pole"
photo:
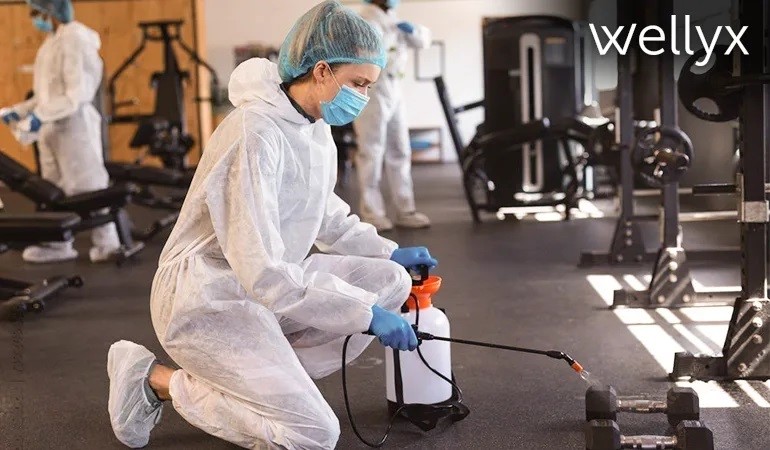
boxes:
[617,0,635,224]
[658,0,680,248]
[736,2,769,303]
[579,0,648,266]
[670,0,770,380]
[723,0,769,377]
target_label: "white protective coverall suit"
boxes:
[354,3,432,225]
[149,58,412,449]
[9,21,120,262]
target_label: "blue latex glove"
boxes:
[390,246,437,270]
[1,111,20,125]
[27,114,42,133]
[369,305,418,351]
[397,21,415,34]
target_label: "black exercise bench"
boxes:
[0,213,84,320]
[105,161,195,241]
[0,150,144,263]
[105,162,195,191]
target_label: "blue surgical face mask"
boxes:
[386,0,401,8]
[320,68,369,126]
[33,16,53,33]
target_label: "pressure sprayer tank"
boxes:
[386,275,452,407]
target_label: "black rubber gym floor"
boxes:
[1,163,768,449]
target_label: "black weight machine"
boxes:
[579,0,740,271]
[671,0,770,380]
[436,77,603,222]
[106,20,219,240]
[331,123,357,186]
[592,0,742,308]
[109,19,219,171]
[602,0,697,308]
[433,17,606,222]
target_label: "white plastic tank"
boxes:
[386,276,453,405]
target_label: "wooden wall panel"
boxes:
[193,0,212,149]
[0,4,47,169]
[0,0,211,170]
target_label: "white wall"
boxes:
[204,0,583,160]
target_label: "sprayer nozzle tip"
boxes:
[571,362,584,373]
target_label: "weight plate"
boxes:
[678,44,741,122]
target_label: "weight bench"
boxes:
[105,161,194,240]
[105,162,194,191]
[0,150,144,264]
[0,213,84,320]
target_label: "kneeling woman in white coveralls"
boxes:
[106,1,437,449]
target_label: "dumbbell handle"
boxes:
[620,434,676,449]
[616,398,668,414]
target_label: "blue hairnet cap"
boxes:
[26,0,74,23]
[278,0,387,83]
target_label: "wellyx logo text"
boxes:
[589,15,748,66]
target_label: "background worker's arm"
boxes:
[33,33,92,122]
[7,97,37,119]
[398,22,432,50]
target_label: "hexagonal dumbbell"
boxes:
[585,419,714,450]
[586,385,699,426]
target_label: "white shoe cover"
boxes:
[108,340,164,448]
[22,242,78,263]
[90,245,121,263]
[395,211,431,229]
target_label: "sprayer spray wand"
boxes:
[415,330,587,376]
[404,265,587,378]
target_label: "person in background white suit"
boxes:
[354,0,433,232]
[0,0,121,263]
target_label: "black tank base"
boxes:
[387,397,470,432]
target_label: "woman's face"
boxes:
[314,62,382,102]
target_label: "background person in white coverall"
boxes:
[0,0,121,263]
[354,0,433,232]
[106,1,437,449]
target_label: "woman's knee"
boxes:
[316,412,341,450]
[377,260,412,311]
[286,405,340,450]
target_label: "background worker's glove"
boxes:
[26,113,42,132]
[390,246,437,270]
[17,113,43,133]
[396,21,415,34]
[1,108,21,125]
[369,305,418,351]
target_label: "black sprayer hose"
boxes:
[342,292,584,448]
[342,334,408,448]
[342,294,463,448]
[413,297,464,402]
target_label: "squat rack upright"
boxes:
[671,0,770,380]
